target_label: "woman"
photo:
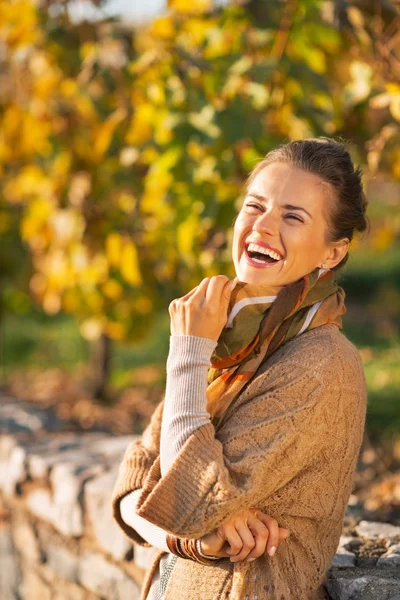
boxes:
[112,137,368,600]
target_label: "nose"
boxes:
[252,208,279,237]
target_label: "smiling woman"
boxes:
[112,137,369,600]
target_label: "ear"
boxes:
[324,238,350,269]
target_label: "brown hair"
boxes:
[245,137,369,270]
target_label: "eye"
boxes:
[244,202,263,211]
[285,214,303,222]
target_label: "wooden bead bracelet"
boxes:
[166,534,220,565]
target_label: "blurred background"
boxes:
[0,0,399,519]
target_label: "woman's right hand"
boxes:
[199,508,290,563]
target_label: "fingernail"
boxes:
[247,557,256,562]
[269,546,276,557]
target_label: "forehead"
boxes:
[247,162,330,210]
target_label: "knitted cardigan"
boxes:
[112,324,367,600]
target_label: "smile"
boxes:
[243,242,284,269]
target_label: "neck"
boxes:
[232,278,283,299]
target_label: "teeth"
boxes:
[247,242,282,261]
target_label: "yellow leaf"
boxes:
[106,233,123,267]
[193,156,217,183]
[102,279,123,300]
[188,105,220,138]
[21,198,53,240]
[106,321,125,340]
[177,214,199,256]
[244,82,269,110]
[373,226,394,251]
[81,255,108,286]
[151,16,175,39]
[389,95,400,122]
[168,0,212,14]
[126,103,155,145]
[135,296,153,314]
[93,108,126,159]
[120,240,142,286]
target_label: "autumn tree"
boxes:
[1,0,398,396]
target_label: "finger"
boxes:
[257,514,280,557]
[181,278,210,301]
[204,276,230,305]
[188,277,212,304]
[279,527,290,541]
[246,517,270,560]
[229,522,255,563]
[180,286,199,301]
[220,524,243,557]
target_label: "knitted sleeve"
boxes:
[131,332,366,540]
[160,335,217,475]
[117,334,216,548]
[112,398,165,546]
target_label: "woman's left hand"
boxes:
[199,508,290,562]
[169,276,236,342]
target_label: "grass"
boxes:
[0,307,170,389]
[0,308,90,373]
[344,315,400,442]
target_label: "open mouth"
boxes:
[244,242,283,267]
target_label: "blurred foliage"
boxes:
[0,0,399,391]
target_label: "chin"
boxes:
[234,266,271,286]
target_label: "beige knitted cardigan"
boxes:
[112,324,367,600]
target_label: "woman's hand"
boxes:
[199,508,290,563]
[169,276,236,342]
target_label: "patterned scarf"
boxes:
[205,267,346,426]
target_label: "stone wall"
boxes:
[1,394,400,600]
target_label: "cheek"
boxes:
[233,215,247,244]
[289,227,325,253]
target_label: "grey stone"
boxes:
[331,551,356,568]
[44,542,80,582]
[386,543,400,555]
[78,552,140,600]
[19,567,52,600]
[84,467,132,560]
[0,524,22,600]
[25,433,132,483]
[134,545,159,570]
[50,460,103,537]
[0,398,62,435]
[355,521,400,539]
[26,433,106,479]
[90,435,135,460]
[26,489,55,524]
[332,538,357,568]
[0,437,27,495]
[378,554,400,569]
[13,520,42,564]
[326,575,400,600]
[338,536,354,548]
[356,555,379,568]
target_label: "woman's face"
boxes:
[232,162,348,291]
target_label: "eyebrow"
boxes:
[246,192,313,219]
